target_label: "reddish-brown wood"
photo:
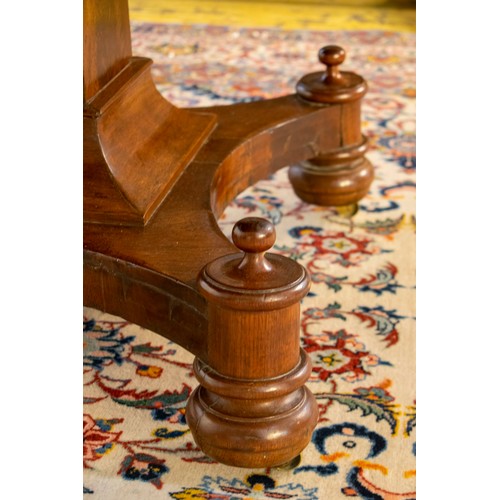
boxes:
[83,0,132,101]
[84,4,216,226]
[289,45,374,207]
[187,218,318,467]
[83,0,373,468]
[83,95,351,359]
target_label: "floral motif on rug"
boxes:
[84,23,415,499]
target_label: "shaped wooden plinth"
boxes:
[186,218,318,467]
[290,45,374,207]
[84,57,216,226]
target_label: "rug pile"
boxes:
[84,22,415,499]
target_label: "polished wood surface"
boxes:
[289,45,374,206]
[84,0,216,226]
[84,94,351,358]
[83,0,132,100]
[83,0,373,467]
[83,62,216,226]
[187,218,318,467]
[296,45,367,103]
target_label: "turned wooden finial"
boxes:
[201,217,308,297]
[232,217,276,253]
[318,45,345,84]
[232,217,275,274]
[296,44,367,104]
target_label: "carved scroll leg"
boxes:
[289,45,374,209]
[186,218,318,468]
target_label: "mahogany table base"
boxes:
[83,0,374,468]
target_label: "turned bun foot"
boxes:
[186,217,318,468]
[290,45,374,207]
[288,140,374,207]
[187,351,317,468]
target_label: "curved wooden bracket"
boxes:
[84,94,349,351]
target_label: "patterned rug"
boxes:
[84,22,416,499]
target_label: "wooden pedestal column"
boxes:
[289,45,374,207]
[186,218,318,468]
